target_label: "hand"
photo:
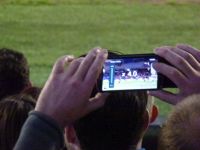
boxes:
[35,48,109,127]
[149,44,200,105]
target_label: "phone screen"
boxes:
[101,55,158,91]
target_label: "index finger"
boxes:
[153,62,187,90]
[74,48,101,80]
[84,49,108,88]
[171,47,200,71]
[155,47,195,77]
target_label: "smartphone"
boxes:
[99,53,176,92]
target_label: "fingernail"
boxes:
[65,55,74,62]
[102,49,108,58]
[68,55,74,59]
[94,47,102,54]
[96,48,101,53]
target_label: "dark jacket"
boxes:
[14,111,65,150]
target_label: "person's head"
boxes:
[0,94,36,150]
[0,48,30,100]
[159,94,200,150]
[65,51,158,150]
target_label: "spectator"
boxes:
[65,91,158,150]
[64,51,158,150]
[150,44,200,105]
[0,94,36,150]
[159,94,200,150]
[14,48,109,150]
[15,44,200,150]
[0,48,31,101]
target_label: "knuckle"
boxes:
[70,79,81,88]
[193,70,199,77]
[183,53,192,61]
[175,58,185,66]
[162,48,170,55]
[169,69,179,77]
[191,71,200,81]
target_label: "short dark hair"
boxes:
[0,48,30,100]
[74,91,148,150]
[74,50,148,150]
[0,94,36,150]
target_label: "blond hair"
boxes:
[159,94,200,150]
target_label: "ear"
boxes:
[65,126,78,144]
[150,105,159,123]
[142,110,150,131]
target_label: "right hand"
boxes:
[35,48,109,127]
[149,44,200,105]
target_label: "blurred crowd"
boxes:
[0,44,200,150]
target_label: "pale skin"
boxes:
[150,44,200,105]
[35,48,109,127]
